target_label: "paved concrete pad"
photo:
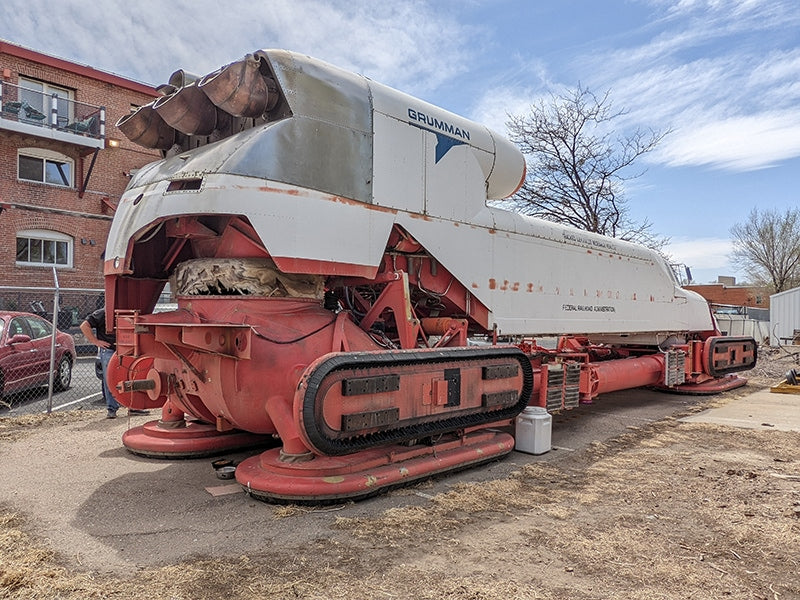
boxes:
[680,388,800,431]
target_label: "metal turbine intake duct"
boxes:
[116,101,176,150]
[167,69,200,88]
[198,54,278,117]
[155,83,177,96]
[153,81,219,136]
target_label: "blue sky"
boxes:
[3,0,798,284]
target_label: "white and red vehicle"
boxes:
[106,50,756,501]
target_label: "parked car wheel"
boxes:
[54,356,72,392]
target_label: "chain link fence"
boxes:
[0,284,106,417]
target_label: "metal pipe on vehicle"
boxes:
[588,354,665,397]
[198,55,277,117]
[116,102,176,150]
[153,82,218,136]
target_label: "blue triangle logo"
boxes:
[433,132,466,163]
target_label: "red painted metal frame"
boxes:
[421,317,469,348]
[357,273,421,349]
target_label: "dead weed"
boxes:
[0,410,96,443]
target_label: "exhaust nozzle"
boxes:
[199,55,278,118]
[153,81,219,136]
[116,102,176,150]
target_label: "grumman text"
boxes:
[408,108,470,140]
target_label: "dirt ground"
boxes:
[1,347,799,600]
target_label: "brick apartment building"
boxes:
[0,39,159,316]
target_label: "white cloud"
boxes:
[649,0,795,32]
[666,237,743,283]
[3,0,799,175]
[0,0,478,95]
[468,85,544,135]
[747,49,800,93]
[252,0,480,94]
[565,0,800,171]
[666,237,733,269]
[602,45,800,170]
[654,111,800,171]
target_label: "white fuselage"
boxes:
[107,50,713,345]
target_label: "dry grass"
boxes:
[535,422,800,598]
[0,410,96,443]
[0,510,112,600]
[333,463,572,544]
[0,506,547,599]
[332,420,800,599]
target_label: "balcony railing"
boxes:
[0,81,105,149]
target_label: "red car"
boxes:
[0,311,76,398]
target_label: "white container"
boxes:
[514,406,552,455]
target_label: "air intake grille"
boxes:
[545,365,564,411]
[664,350,686,387]
[564,363,581,408]
[545,363,583,411]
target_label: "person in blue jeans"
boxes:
[80,306,147,419]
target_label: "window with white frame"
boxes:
[16,230,73,268]
[19,76,73,125]
[18,148,73,187]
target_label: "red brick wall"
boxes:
[0,46,160,290]
[685,284,770,308]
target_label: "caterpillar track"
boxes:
[296,346,534,455]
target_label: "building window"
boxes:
[16,230,73,268]
[19,76,74,125]
[756,296,763,305]
[18,148,73,187]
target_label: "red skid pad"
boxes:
[668,374,748,395]
[122,420,273,458]
[235,429,514,502]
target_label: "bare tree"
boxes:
[506,85,669,249]
[730,207,800,293]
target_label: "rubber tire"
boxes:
[54,357,72,392]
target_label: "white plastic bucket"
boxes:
[514,406,552,455]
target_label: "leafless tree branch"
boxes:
[730,207,800,293]
[505,84,669,251]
